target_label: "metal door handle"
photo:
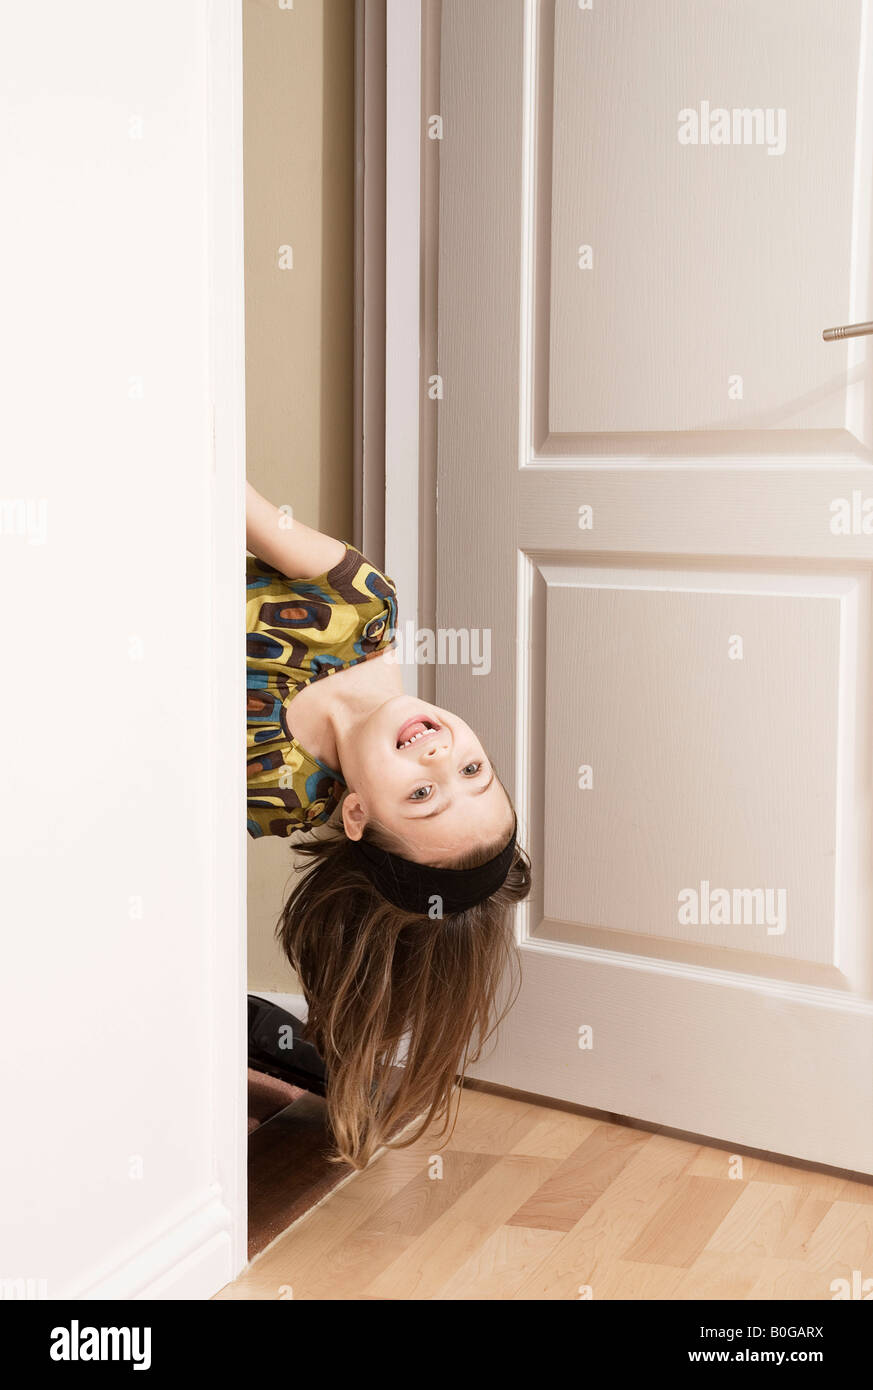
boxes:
[822,320,873,341]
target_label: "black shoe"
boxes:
[247,994,328,1098]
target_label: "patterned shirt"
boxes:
[246,543,398,838]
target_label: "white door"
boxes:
[430,0,873,1172]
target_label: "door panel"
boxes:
[548,0,868,437]
[434,0,873,1171]
[541,569,847,965]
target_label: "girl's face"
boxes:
[339,697,514,865]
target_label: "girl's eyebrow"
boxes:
[407,769,495,820]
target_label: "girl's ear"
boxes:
[341,792,367,841]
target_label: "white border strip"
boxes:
[385,0,422,696]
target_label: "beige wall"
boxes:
[243,0,356,990]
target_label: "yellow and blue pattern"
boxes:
[246,543,398,839]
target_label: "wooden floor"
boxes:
[215,1084,873,1300]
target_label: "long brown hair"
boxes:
[276,818,531,1170]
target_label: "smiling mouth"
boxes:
[396,715,441,750]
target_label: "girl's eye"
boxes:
[409,784,432,802]
[462,761,482,776]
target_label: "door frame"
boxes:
[206,0,248,1289]
[199,0,248,1293]
[365,0,443,702]
[383,0,424,698]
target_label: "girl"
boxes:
[246,481,531,1169]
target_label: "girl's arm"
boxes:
[246,480,347,579]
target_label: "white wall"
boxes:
[0,0,246,1298]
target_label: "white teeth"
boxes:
[399,727,433,749]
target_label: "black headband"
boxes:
[348,819,518,915]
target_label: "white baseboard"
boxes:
[74,1189,236,1301]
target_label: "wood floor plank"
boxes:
[744,1256,844,1300]
[800,1199,873,1273]
[771,1193,833,1261]
[511,1133,698,1300]
[506,1122,648,1232]
[273,1230,416,1301]
[686,1148,848,1199]
[508,1108,601,1160]
[434,1225,564,1300]
[353,1148,500,1241]
[437,1086,547,1153]
[623,1176,745,1268]
[363,1153,560,1299]
[704,1181,809,1258]
[836,1175,873,1205]
[672,1250,769,1301]
[584,1258,687,1300]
